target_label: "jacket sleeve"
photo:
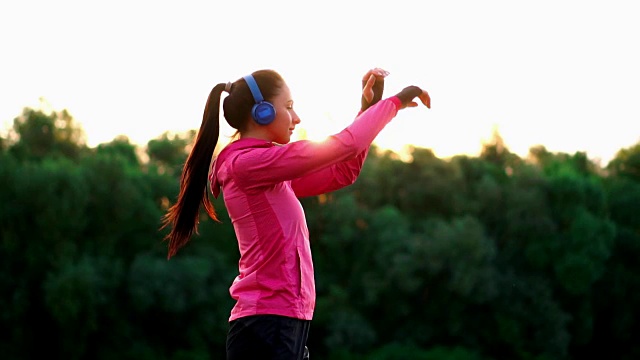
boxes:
[290,147,369,198]
[230,97,401,192]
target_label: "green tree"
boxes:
[8,104,87,161]
[95,135,140,166]
[354,146,469,221]
[0,156,89,358]
[43,255,125,359]
[607,141,640,181]
[3,102,640,359]
[584,173,640,359]
[480,127,521,170]
[147,130,195,176]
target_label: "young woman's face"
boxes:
[265,83,300,144]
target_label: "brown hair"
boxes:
[161,69,285,259]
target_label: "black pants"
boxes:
[226,315,310,360]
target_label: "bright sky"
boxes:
[1,0,639,164]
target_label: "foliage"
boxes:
[1,106,639,359]
[7,106,88,161]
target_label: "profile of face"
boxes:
[263,83,300,144]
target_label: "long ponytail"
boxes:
[161,83,226,259]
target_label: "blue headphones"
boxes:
[243,75,276,125]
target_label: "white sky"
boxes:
[1,0,639,164]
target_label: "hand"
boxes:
[361,68,389,112]
[395,86,431,109]
[404,89,431,109]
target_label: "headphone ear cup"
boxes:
[252,101,276,125]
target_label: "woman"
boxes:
[161,68,430,359]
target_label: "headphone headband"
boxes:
[244,75,264,103]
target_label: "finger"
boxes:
[363,74,375,103]
[373,68,390,77]
[406,101,418,108]
[419,90,431,109]
[363,68,390,81]
[364,74,376,90]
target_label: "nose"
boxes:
[293,111,301,124]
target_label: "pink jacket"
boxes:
[209,97,402,321]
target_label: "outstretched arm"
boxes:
[291,68,390,197]
[230,99,400,192]
[290,147,369,198]
[224,73,430,193]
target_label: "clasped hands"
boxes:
[361,68,431,111]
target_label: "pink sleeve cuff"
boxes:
[389,96,402,110]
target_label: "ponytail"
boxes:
[161,83,226,259]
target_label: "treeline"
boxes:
[1,107,639,359]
